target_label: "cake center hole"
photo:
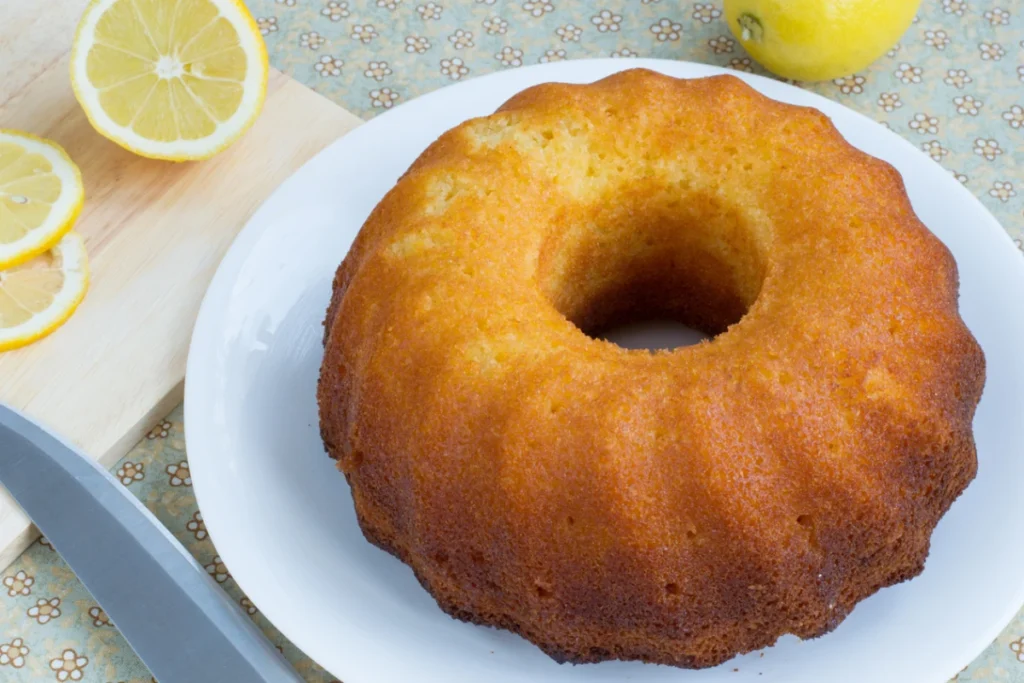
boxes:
[598,319,710,351]
[539,193,767,350]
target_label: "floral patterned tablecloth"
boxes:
[2,1,1023,681]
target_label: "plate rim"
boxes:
[185,57,1024,683]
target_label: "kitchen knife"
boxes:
[0,405,305,683]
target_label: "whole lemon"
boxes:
[724,0,921,81]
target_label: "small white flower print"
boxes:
[320,0,349,21]
[314,55,344,77]
[990,181,1016,202]
[370,88,400,108]
[377,0,401,8]
[38,537,53,550]
[539,48,567,63]
[611,47,638,58]
[974,138,1002,160]
[166,461,192,486]
[592,10,622,32]
[556,23,583,42]
[692,2,721,23]
[0,638,28,668]
[440,57,469,80]
[364,60,392,81]
[979,42,1005,60]
[708,35,735,53]
[275,0,295,5]
[950,170,968,185]
[894,62,922,84]
[942,0,966,15]
[728,57,754,72]
[887,42,901,57]
[523,1,554,17]
[417,2,442,19]
[483,16,508,34]
[88,606,111,627]
[257,17,277,35]
[651,18,683,41]
[241,596,258,615]
[351,24,377,43]
[187,510,208,540]
[205,555,231,583]
[1002,104,1024,129]
[448,29,474,49]
[1018,66,1024,82]
[49,649,87,681]
[833,75,865,95]
[921,140,948,161]
[984,7,1010,24]
[300,31,326,49]
[877,92,902,112]
[642,0,661,3]
[954,94,982,115]
[27,597,60,624]
[944,68,971,88]
[909,113,939,134]
[146,420,171,439]
[405,35,431,53]
[496,46,524,67]
[923,29,950,50]
[116,461,144,486]
[3,571,33,597]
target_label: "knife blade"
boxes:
[0,405,305,683]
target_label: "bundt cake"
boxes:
[317,69,985,668]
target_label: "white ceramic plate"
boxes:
[185,59,1024,683]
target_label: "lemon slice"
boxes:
[70,0,269,161]
[0,232,89,352]
[0,131,84,271]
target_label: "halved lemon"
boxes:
[0,131,84,271]
[70,0,269,161]
[0,232,90,352]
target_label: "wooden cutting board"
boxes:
[0,1,363,569]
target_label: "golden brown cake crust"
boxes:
[317,70,985,668]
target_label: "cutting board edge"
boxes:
[0,525,35,574]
